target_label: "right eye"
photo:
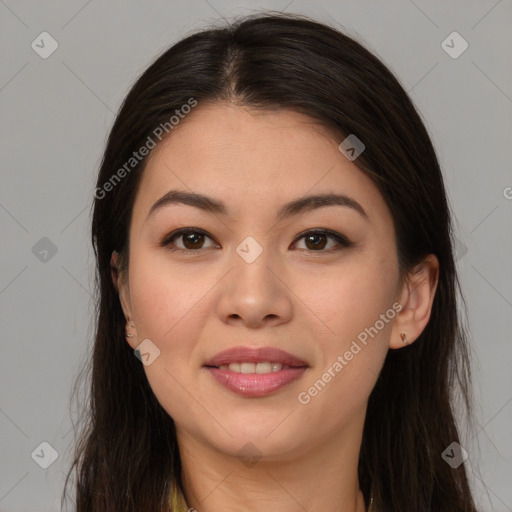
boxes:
[161,228,219,254]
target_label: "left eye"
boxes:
[292,230,351,251]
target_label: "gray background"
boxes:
[1,0,511,510]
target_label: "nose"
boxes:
[216,246,294,329]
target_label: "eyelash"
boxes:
[160,227,352,255]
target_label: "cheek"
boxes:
[128,251,211,340]
[292,251,398,404]
[126,255,213,421]
[296,256,398,341]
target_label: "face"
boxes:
[116,102,405,461]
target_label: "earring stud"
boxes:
[400,332,408,344]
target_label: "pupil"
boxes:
[306,234,326,250]
[184,232,203,249]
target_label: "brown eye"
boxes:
[304,233,328,250]
[293,230,352,252]
[161,228,218,253]
[181,231,206,250]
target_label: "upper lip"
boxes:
[203,346,309,368]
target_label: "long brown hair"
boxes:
[63,12,480,511]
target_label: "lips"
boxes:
[203,346,309,398]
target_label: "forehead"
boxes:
[132,102,390,225]
[144,103,340,178]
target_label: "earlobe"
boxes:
[124,321,138,348]
[389,254,439,349]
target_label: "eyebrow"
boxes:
[146,189,368,223]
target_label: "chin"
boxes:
[197,417,313,462]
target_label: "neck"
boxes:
[176,408,368,512]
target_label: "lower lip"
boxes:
[205,366,308,397]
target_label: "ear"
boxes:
[111,251,137,347]
[389,254,439,349]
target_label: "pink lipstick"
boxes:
[203,346,308,398]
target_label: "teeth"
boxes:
[229,362,241,372]
[256,362,272,374]
[240,362,256,373]
[218,362,284,374]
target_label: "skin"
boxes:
[111,102,439,512]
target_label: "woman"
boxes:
[63,12,480,512]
